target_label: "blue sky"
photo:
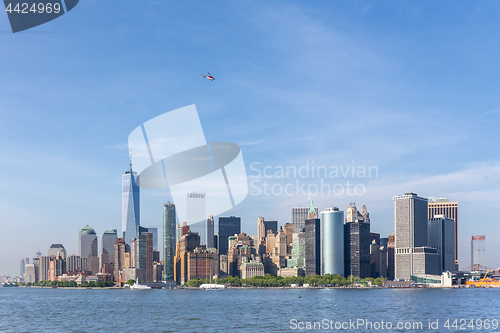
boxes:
[1,0,500,275]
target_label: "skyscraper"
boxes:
[206,215,214,248]
[101,229,117,273]
[428,198,459,269]
[257,217,265,245]
[380,237,388,278]
[137,227,153,282]
[283,223,294,254]
[321,207,344,276]
[113,238,126,282]
[387,233,395,280]
[344,219,370,278]
[163,202,176,280]
[264,220,278,235]
[471,235,486,271]
[304,201,321,276]
[428,215,456,273]
[186,192,206,245]
[142,227,158,251]
[38,256,51,281]
[287,231,306,269]
[292,206,318,231]
[67,255,86,273]
[360,204,370,223]
[79,225,98,274]
[24,264,37,283]
[122,170,140,246]
[48,244,67,259]
[20,259,26,276]
[345,203,368,223]
[174,232,201,284]
[370,232,381,278]
[394,192,438,280]
[218,216,241,255]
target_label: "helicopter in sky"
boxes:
[201,72,215,81]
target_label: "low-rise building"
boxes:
[278,267,305,278]
[240,261,265,279]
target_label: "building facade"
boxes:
[344,221,370,278]
[304,202,321,276]
[122,170,140,246]
[321,207,344,276]
[48,244,67,259]
[137,229,153,282]
[240,261,265,279]
[24,264,37,283]
[113,238,126,282]
[67,255,86,273]
[288,231,305,269]
[163,202,176,280]
[174,232,201,284]
[101,229,117,273]
[428,198,459,269]
[387,233,395,280]
[292,206,318,232]
[186,192,206,245]
[257,217,265,245]
[428,215,456,273]
[394,192,429,280]
[218,216,241,255]
[206,215,214,248]
[471,235,486,271]
[79,225,99,274]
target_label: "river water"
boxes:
[0,287,499,332]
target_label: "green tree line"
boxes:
[185,274,385,287]
[19,280,114,288]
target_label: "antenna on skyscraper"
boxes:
[129,145,133,172]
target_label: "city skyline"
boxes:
[2,191,495,277]
[2,1,500,275]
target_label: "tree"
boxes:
[126,279,135,285]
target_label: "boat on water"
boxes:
[130,278,151,290]
[466,270,500,287]
[200,283,225,291]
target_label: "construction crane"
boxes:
[466,270,500,287]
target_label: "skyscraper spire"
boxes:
[307,200,317,219]
[309,200,315,213]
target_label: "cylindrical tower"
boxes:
[322,207,344,276]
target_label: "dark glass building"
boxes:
[344,221,371,278]
[304,218,321,275]
[218,216,241,255]
[163,202,176,280]
[264,221,278,235]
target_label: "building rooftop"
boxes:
[49,244,65,249]
[80,225,96,235]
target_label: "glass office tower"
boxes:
[163,202,176,280]
[322,207,344,276]
[122,170,140,246]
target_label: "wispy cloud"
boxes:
[485,107,500,115]
[109,143,129,150]
[239,139,265,146]
[364,162,500,203]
